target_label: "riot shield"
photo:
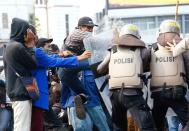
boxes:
[83,29,113,115]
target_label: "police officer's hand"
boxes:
[112,27,119,43]
[77,50,91,61]
[165,39,176,51]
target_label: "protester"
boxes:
[0,79,13,131]
[28,26,91,131]
[3,18,37,131]
[60,16,110,131]
[50,44,60,54]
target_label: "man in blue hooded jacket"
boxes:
[18,25,91,131]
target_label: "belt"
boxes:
[6,103,12,107]
[151,85,186,91]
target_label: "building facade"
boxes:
[96,0,189,44]
[35,0,80,47]
[0,0,34,41]
[0,0,81,48]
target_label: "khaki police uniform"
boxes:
[150,19,189,131]
[150,43,187,90]
[109,47,143,89]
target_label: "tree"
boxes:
[29,13,40,32]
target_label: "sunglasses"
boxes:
[86,26,93,29]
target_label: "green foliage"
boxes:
[29,13,40,32]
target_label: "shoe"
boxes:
[74,95,86,119]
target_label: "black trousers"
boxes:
[44,107,63,129]
[151,88,189,131]
[110,89,156,131]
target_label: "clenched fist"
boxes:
[77,50,92,61]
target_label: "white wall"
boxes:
[48,6,80,47]
[35,0,80,48]
[34,4,48,37]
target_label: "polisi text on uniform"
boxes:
[156,56,175,62]
[114,58,133,64]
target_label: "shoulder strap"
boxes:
[112,45,117,53]
[4,58,21,77]
[151,43,158,52]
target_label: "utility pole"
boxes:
[175,0,179,21]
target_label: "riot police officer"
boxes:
[150,20,189,131]
[97,24,156,131]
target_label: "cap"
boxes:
[36,38,53,48]
[78,16,98,27]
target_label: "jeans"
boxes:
[167,116,180,131]
[0,108,13,131]
[59,60,90,95]
[110,90,156,131]
[86,106,110,131]
[69,106,110,131]
[69,107,93,131]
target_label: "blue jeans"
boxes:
[167,116,180,131]
[0,108,13,131]
[69,107,93,131]
[69,106,110,131]
[59,60,90,95]
[86,106,110,131]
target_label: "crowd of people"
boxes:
[1,15,189,131]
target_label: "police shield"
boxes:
[83,29,114,114]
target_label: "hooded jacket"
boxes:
[32,48,78,110]
[3,18,37,101]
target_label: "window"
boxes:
[2,13,8,29]
[185,15,189,33]
[157,15,182,33]
[65,14,69,36]
[122,17,155,30]
[40,0,43,4]
[35,0,46,5]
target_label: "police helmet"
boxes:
[159,20,180,35]
[119,24,141,39]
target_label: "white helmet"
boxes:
[119,24,141,39]
[159,20,180,35]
